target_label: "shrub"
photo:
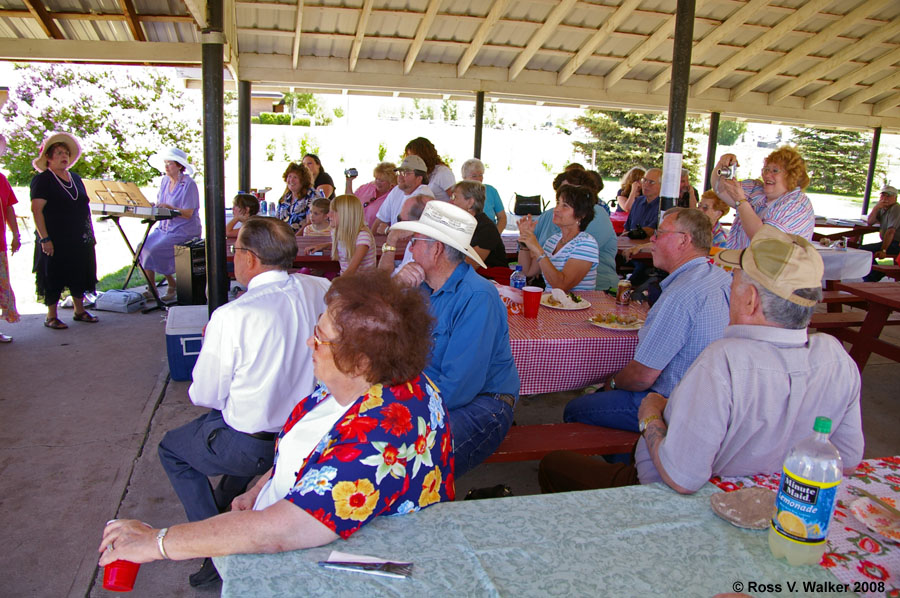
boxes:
[291,116,311,126]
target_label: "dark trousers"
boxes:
[538,450,639,494]
[158,410,275,522]
[862,240,900,281]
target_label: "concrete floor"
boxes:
[0,305,897,597]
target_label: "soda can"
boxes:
[616,280,632,305]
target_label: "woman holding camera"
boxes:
[711,147,814,250]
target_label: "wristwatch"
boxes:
[639,414,661,434]
[381,243,397,253]
[607,377,616,391]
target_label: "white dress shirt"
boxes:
[188,270,331,434]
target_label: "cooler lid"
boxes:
[165,305,210,335]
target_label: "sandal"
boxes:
[44,317,69,330]
[73,310,99,323]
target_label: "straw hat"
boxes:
[714,225,823,307]
[32,131,82,172]
[148,147,195,176]
[391,201,487,269]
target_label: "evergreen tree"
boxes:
[572,109,702,180]
[0,64,204,186]
[790,127,870,194]
[717,120,747,146]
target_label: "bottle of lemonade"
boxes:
[768,416,843,566]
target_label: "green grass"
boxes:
[96,265,165,292]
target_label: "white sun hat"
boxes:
[148,147,195,176]
[32,131,82,172]
[391,201,487,269]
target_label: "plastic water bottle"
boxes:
[259,200,268,216]
[769,416,843,566]
[510,265,526,290]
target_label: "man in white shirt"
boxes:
[372,154,434,234]
[158,217,329,584]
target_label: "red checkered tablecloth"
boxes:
[508,291,648,395]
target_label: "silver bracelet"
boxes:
[536,253,548,262]
[156,527,170,560]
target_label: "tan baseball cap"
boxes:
[714,226,823,307]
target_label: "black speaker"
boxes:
[174,240,207,305]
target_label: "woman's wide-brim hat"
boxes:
[148,147,195,177]
[391,201,487,269]
[32,131,82,173]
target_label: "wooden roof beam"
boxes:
[840,71,900,113]
[509,0,577,81]
[348,0,374,72]
[403,0,442,75]
[457,0,510,78]
[117,0,146,42]
[182,0,207,30]
[557,0,640,85]
[805,48,900,109]
[691,0,825,96]
[873,92,900,116]
[770,18,900,104]
[648,0,768,93]
[291,0,305,69]
[731,0,893,101]
[22,0,64,39]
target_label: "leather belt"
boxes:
[247,430,277,441]
[495,393,516,409]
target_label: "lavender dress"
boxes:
[140,174,201,275]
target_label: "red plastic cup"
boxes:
[103,560,140,592]
[522,286,542,319]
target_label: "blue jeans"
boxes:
[158,410,275,522]
[448,394,515,478]
[862,240,900,281]
[563,389,650,433]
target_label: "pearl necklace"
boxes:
[50,169,78,201]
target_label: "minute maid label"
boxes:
[771,468,840,545]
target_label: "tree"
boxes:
[572,109,702,179]
[0,64,204,186]
[790,127,872,194]
[717,120,747,146]
[440,99,458,122]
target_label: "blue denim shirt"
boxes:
[422,263,520,410]
[633,257,732,396]
[624,195,660,231]
[534,204,619,291]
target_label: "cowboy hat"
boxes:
[32,131,82,173]
[391,201,487,269]
[148,147,195,176]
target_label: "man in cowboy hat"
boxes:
[539,226,863,494]
[392,202,519,477]
[371,155,434,235]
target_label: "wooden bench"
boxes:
[872,264,900,281]
[485,422,639,463]
[809,311,900,330]
[820,289,867,313]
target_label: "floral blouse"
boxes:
[276,188,321,229]
[273,375,455,539]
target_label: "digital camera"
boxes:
[344,168,358,178]
[717,165,737,179]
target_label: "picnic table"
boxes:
[832,281,900,370]
[215,456,900,597]
[507,290,647,395]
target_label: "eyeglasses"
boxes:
[312,323,336,350]
[397,169,415,176]
[761,165,783,175]
[229,245,261,259]
[653,228,688,239]
[641,178,659,185]
[410,236,437,247]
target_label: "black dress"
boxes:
[313,171,335,199]
[471,211,509,268]
[30,170,97,305]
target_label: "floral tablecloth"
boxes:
[711,456,900,597]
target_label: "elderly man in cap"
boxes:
[863,184,900,281]
[539,226,864,494]
[372,155,435,235]
[392,202,519,477]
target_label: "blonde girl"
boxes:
[305,195,376,275]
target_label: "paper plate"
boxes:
[540,294,591,311]
[588,315,644,330]
[710,487,776,530]
[850,497,900,541]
